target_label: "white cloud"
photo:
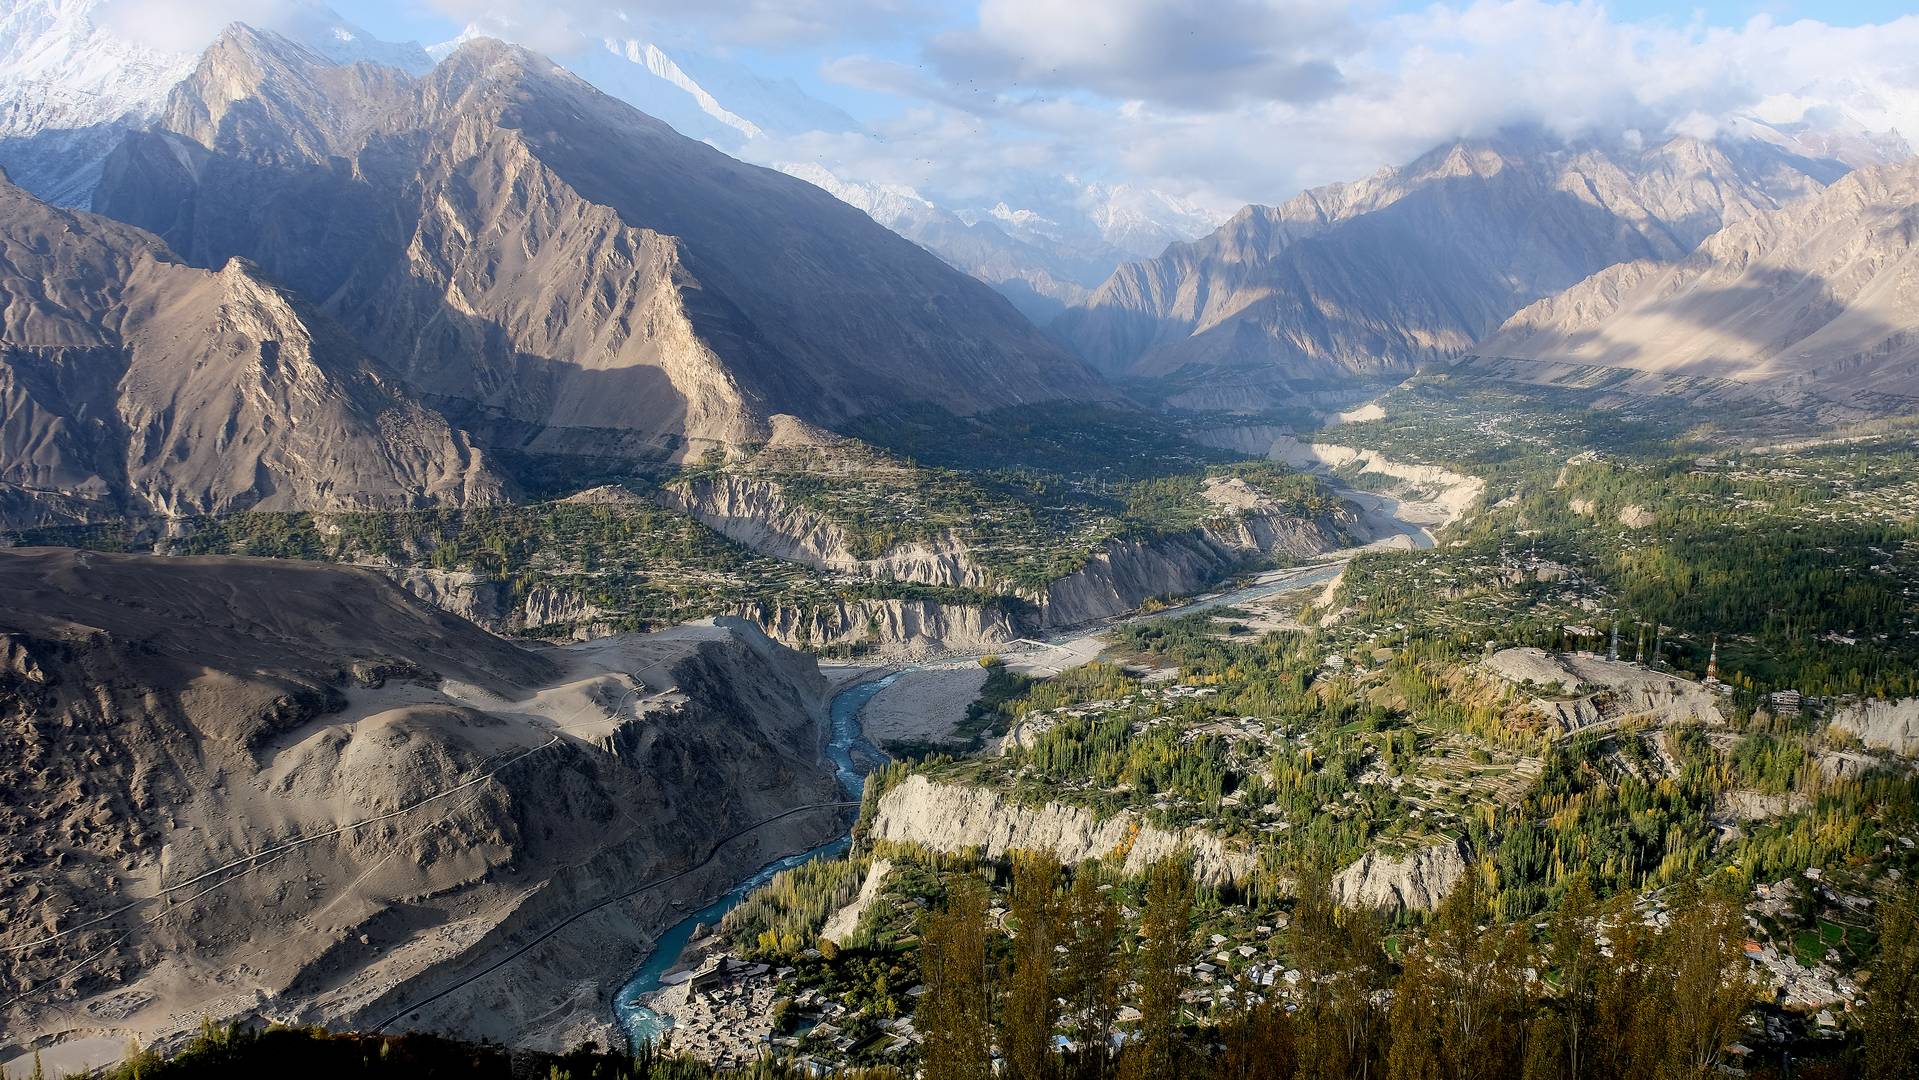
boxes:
[925,0,1357,109]
[95,0,308,52]
[845,1,1919,211]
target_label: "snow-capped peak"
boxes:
[780,162,936,224]
[0,0,430,206]
[607,37,763,142]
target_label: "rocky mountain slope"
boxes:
[1472,157,1919,414]
[427,25,857,154]
[0,176,502,528]
[1055,127,1903,409]
[90,28,1109,466]
[0,547,840,1056]
[0,0,428,207]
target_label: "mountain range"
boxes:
[1,0,1918,535]
[1053,124,1912,411]
[0,0,1220,316]
[1474,156,1919,413]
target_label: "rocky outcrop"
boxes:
[1830,697,1919,756]
[1332,839,1471,912]
[868,775,1254,887]
[520,584,609,632]
[380,571,605,638]
[384,568,509,626]
[1484,648,1727,733]
[736,598,1023,656]
[662,471,991,588]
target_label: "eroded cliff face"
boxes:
[1831,697,1919,756]
[1035,509,1351,627]
[1331,840,1471,913]
[0,550,840,1056]
[868,775,1254,887]
[664,455,1354,638]
[1265,438,1483,526]
[734,598,1023,656]
[660,472,990,588]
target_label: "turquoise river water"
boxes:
[612,671,903,1047]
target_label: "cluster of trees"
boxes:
[1119,461,1340,536]
[1318,408,1919,703]
[985,588,1919,934]
[20,498,1037,642]
[839,402,1233,483]
[912,856,1919,1080]
[723,855,872,957]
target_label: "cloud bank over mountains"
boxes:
[341,0,1919,219]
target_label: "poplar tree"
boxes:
[1657,887,1760,1080]
[1061,869,1122,1080]
[920,878,994,1080]
[1132,858,1193,1080]
[1006,851,1065,1080]
[1545,876,1601,1080]
[1861,881,1919,1078]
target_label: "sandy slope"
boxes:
[0,549,841,1064]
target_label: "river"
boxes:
[612,670,905,1048]
[610,470,1439,1044]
